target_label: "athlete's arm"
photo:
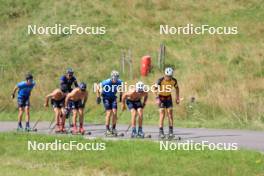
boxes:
[153,83,159,97]
[65,93,73,107]
[119,92,123,102]
[73,77,78,87]
[96,83,101,97]
[83,92,88,107]
[121,92,129,111]
[174,79,180,104]
[121,92,129,105]
[11,86,18,99]
[44,92,54,107]
[175,86,180,104]
[96,83,102,104]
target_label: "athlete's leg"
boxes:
[105,110,112,130]
[60,108,66,131]
[137,108,143,128]
[167,108,173,134]
[130,109,137,128]
[159,108,166,137]
[71,108,78,133]
[78,108,85,133]
[159,108,165,129]
[25,106,31,128]
[72,109,78,127]
[137,108,144,137]
[130,109,137,137]
[78,108,84,128]
[53,108,60,131]
[18,107,24,128]
[112,109,117,129]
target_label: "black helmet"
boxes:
[66,68,74,74]
[25,73,33,80]
[60,84,68,93]
[79,82,87,91]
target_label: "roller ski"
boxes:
[137,132,151,139]
[55,124,61,133]
[25,127,37,132]
[112,128,124,137]
[16,126,24,132]
[166,132,181,141]
[105,129,112,137]
[137,128,151,139]
[79,127,92,135]
[105,129,124,137]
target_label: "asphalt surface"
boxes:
[0,121,264,152]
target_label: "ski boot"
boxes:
[131,127,137,138]
[137,130,145,138]
[55,124,61,133]
[105,129,112,137]
[25,126,33,132]
[168,132,174,140]
[79,127,85,135]
[159,130,166,139]
[16,126,23,132]
[111,128,118,137]
[71,125,78,135]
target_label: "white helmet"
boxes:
[164,67,173,76]
[135,81,145,92]
[111,70,119,81]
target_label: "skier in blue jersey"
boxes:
[96,70,123,136]
[11,73,36,131]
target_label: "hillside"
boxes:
[0,0,263,129]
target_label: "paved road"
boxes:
[1,121,264,152]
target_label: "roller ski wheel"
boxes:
[16,127,24,132]
[86,131,92,135]
[79,128,85,135]
[137,132,145,139]
[71,127,78,135]
[117,133,124,137]
[159,133,166,140]
[60,127,68,134]
[145,134,152,138]
[105,129,113,137]
[55,127,61,133]
[25,127,37,132]
[131,131,137,138]
[167,134,181,141]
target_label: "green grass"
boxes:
[0,0,263,129]
[0,132,263,176]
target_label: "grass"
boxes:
[0,132,264,176]
[0,0,263,129]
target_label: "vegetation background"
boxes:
[0,0,263,129]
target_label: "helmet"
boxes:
[25,73,33,81]
[111,70,119,81]
[66,68,74,74]
[79,82,87,91]
[164,67,173,76]
[60,84,68,93]
[135,81,145,92]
